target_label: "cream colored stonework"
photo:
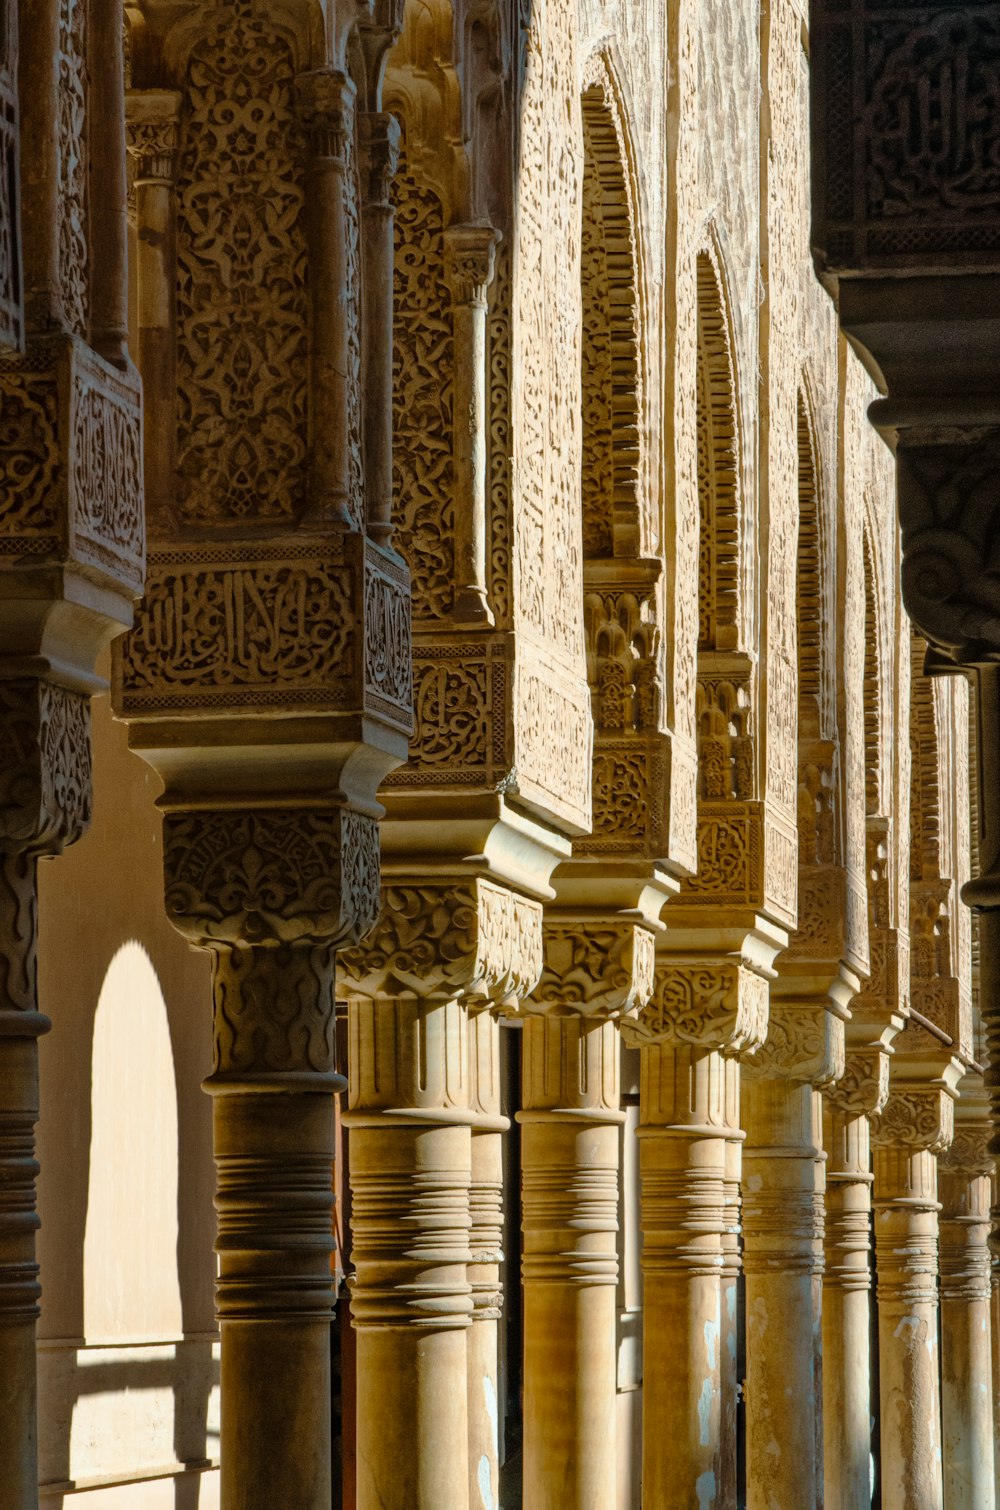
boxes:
[0,2,990,1509]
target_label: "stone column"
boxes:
[519,920,653,1510]
[742,1000,846,1510]
[821,1048,888,1510]
[443,224,499,625]
[0,684,90,1510]
[938,1120,994,1510]
[359,110,401,544]
[719,1105,744,1510]
[871,1084,953,1510]
[622,953,769,1510]
[296,69,356,527]
[742,1081,823,1510]
[467,1007,507,1510]
[163,806,377,1510]
[340,878,542,1510]
[125,91,180,528]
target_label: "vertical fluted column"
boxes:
[518,918,652,1510]
[296,69,356,527]
[939,1124,994,1510]
[163,807,377,1510]
[742,1074,825,1510]
[634,1043,732,1509]
[340,878,543,1510]
[720,1103,744,1510]
[125,92,180,528]
[347,992,474,1510]
[519,1013,622,1510]
[359,111,400,544]
[443,225,498,625]
[468,1008,507,1510]
[872,1087,953,1510]
[741,1001,844,1510]
[822,1049,888,1510]
[623,953,769,1508]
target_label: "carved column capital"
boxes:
[745,1000,845,1088]
[164,805,379,1081]
[294,69,355,162]
[359,111,401,207]
[338,877,543,1010]
[623,955,769,1057]
[125,89,181,183]
[872,1085,954,1156]
[528,918,655,1020]
[0,680,91,855]
[824,1045,891,1121]
[940,1125,993,1181]
[443,224,500,309]
[164,806,380,950]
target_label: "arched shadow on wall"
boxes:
[36,692,218,1506]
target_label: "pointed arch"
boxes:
[909,633,942,885]
[862,524,884,820]
[796,392,824,725]
[579,61,644,561]
[795,388,836,869]
[696,246,743,653]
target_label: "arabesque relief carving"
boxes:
[624,959,770,1057]
[530,922,656,1020]
[175,1,308,528]
[339,878,543,1010]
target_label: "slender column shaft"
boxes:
[873,1145,943,1510]
[519,1015,621,1510]
[444,227,498,624]
[992,1253,1000,1495]
[126,98,180,531]
[206,946,340,1510]
[468,1009,505,1510]
[348,994,473,1510]
[359,112,400,544]
[719,1113,743,1510]
[88,0,128,362]
[0,1002,46,1510]
[637,1044,732,1510]
[742,1078,823,1510]
[822,1107,874,1510]
[296,71,355,527]
[939,1168,994,1510]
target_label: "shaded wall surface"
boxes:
[35,683,219,1506]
